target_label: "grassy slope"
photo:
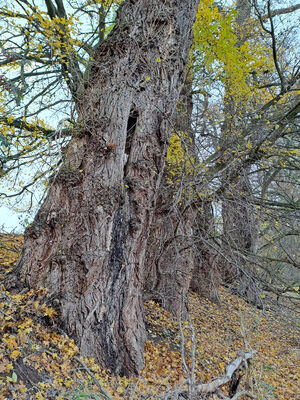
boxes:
[0,234,299,400]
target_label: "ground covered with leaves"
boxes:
[0,234,299,400]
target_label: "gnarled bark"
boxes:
[144,74,197,315]
[144,73,221,311]
[191,200,221,303]
[144,189,197,315]
[7,0,199,375]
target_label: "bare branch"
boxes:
[264,4,300,19]
[267,0,285,92]
[162,351,256,399]
[72,356,113,400]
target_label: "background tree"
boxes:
[195,0,299,303]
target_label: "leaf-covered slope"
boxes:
[0,234,299,399]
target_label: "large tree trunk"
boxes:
[144,187,197,316]
[191,200,221,303]
[7,0,199,376]
[144,74,221,312]
[144,74,198,316]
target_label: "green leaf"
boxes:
[12,371,17,383]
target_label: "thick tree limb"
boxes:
[0,117,71,139]
[44,0,57,19]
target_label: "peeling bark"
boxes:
[7,0,199,375]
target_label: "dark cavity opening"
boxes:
[125,109,138,156]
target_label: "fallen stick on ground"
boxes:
[162,350,256,399]
[195,351,256,395]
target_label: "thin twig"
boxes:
[73,356,113,400]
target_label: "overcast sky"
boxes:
[0,206,23,232]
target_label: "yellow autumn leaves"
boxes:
[194,0,274,103]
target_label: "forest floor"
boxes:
[0,233,299,400]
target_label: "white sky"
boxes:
[0,206,23,232]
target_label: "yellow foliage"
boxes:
[193,0,273,103]
[167,133,186,171]
[166,131,198,188]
